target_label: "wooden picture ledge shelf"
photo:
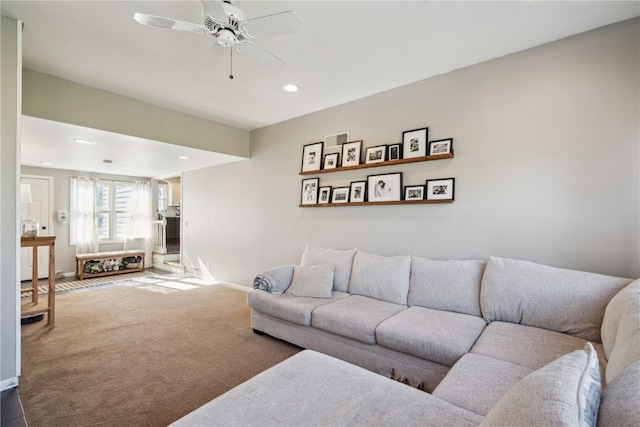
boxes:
[300,199,453,207]
[299,152,454,176]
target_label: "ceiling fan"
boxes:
[134,0,302,78]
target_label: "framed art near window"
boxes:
[331,187,350,203]
[318,186,332,204]
[426,178,455,201]
[404,185,425,200]
[323,152,339,169]
[341,140,362,167]
[301,142,323,173]
[349,181,367,202]
[301,178,320,205]
[365,145,387,164]
[429,138,453,156]
[402,127,428,159]
[367,172,402,202]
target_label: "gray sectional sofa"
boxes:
[172,247,640,426]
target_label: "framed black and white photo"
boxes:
[341,140,362,167]
[402,127,428,159]
[365,145,387,164]
[388,143,401,161]
[301,141,323,173]
[367,172,402,202]
[331,186,350,204]
[300,178,320,205]
[349,181,367,203]
[318,186,332,204]
[426,178,455,201]
[404,185,425,201]
[429,138,453,156]
[323,152,340,169]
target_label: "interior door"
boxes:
[20,176,53,281]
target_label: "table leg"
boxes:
[48,242,55,329]
[31,246,38,305]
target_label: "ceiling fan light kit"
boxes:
[134,0,302,78]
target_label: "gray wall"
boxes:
[183,18,640,287]
[23,69,251,158]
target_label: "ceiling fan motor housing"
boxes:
[217,28,236,47]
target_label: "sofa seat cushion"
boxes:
[170,350,484,427]
[311,295,407,344]
[376,306,486,366]
[433,353,533,416]
[598,361,640,427]
[408,257,485,316]
[471,321,606,373]
[247,289,350,326]
[480,256,632,342]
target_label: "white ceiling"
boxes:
[3,1,639,178]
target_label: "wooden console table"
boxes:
[21,236,56,329]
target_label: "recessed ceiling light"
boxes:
[73,138,93,144]
[178,156,190,160]
[283,84,299,93]
[41,162,53,166]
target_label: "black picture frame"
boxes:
[404,185,425,200]
[402,127,429,159]
[318,186,332,204]
[429,138,453,156]
[301,141,323,173]
[341,140,362,167]
[331,186,350,203]
[388,143,402,161]
[300,178,320,205]
[349,181,367,202]
[365,145,387,164]
[426,178,455,201]
[323,152,340,169]
[367,172,403,202]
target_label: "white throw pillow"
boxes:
[286,264,335,299]
[481,343,601,427]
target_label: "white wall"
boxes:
[185,18,639,287]
[1,15,22,390]
[20,166,151,275]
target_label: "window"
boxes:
[96,180,137,242]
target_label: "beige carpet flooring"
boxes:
[19,277,301,427]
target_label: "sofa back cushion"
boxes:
[300,246,357,292]
[349,251,411,305]
[480,256,633,342]
[600,279,640,383]
[597,361,640,427]
[408,258,485,316]
[480,343,601,427]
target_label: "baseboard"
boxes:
[217,281,251,292]
[1,377,19,391]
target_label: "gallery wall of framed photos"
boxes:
[298,127,456,207]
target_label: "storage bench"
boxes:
[76,250,145,280]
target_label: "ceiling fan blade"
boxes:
[197,45,225,69]
[242,43,285,73]
[200,0,227,23]
[134,13,208,34]
[246,11,302,38]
